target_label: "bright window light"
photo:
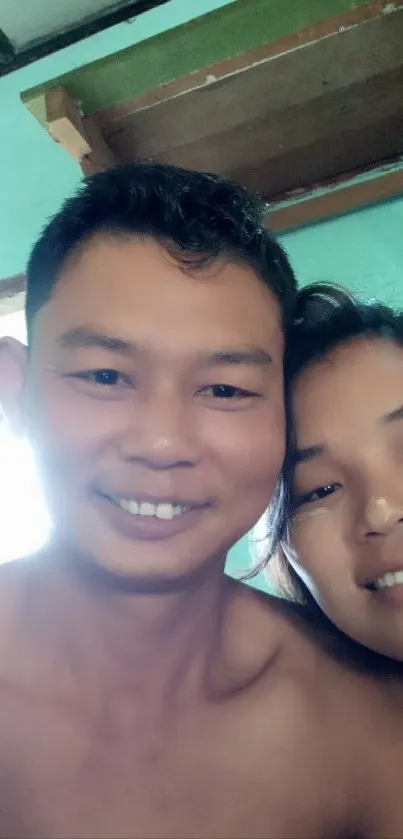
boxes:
[0,306,49,562]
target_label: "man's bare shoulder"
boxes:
[217,575,401,756]
[0,556,32,619]
[221,578,342,682]
[217,581,387,837]
[223,578,402,684]
[0,556,45,676]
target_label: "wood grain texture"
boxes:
[101,9,403,200]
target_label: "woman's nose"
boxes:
[361,494,403,537]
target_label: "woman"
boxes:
[264,283,403,661]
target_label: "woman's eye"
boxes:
[201,384,258,399]
[293,482,342,509]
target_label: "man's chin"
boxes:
[56,538,223,595]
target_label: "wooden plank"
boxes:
[268,167,403,231]
[229,114,403,197]
[97,0,403,126]
[45,86,120,173]
[79,115,121,174]
[96,8,403,198]
[20,1,403,203]
[21,0,375,126]
[46,87,92,160]
[111,65,402,197]
[106,11,403,165]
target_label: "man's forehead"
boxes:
[57,234,276,302]
[34,235,283,355]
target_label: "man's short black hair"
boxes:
[26,162,297,342]
[259,283,403,602]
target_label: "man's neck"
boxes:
[23,549,229,714]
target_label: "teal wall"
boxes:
[284,197,403,307]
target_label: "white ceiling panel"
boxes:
[0,0,137,50]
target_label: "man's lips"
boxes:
[94,491,211,541]
[96,487,211,509]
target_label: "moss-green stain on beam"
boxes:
[22,0,371,125]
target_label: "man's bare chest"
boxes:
[0,698,347,839]
[0,757,348,839]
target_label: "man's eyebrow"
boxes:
[383,404,403,425]
[58,326,137,356]
[198,348,272,367]
[293,445,325,466]
[58,330,273,367]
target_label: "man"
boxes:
[0,162,401,838]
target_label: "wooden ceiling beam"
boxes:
[16,0,403,249]
[267,162,403,232]
[45,86,121,175]
[101,5,403,195]
[97,0,403,129]
[22,0,382,126]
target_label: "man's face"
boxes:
[21,235,285,584]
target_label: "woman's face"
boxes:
[289,337,403,660]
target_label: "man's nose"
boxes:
[117,394,198,470]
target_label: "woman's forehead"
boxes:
[292,337,403,442]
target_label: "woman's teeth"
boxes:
[374,570,403,590]
[117,500,186,520]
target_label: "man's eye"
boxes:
[202,384,258,399]
[74,369,130,387]
[293,482,342,509]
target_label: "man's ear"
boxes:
[0,337,29,438]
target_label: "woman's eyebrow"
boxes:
[382,404,403,425]
[293,445,325,466]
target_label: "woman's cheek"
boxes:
[290,505,333,569]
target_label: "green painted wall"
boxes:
[284,198,403,307]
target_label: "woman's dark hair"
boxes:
[256,282,403,603]
[25,161,296,343]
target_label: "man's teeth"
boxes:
[374,570,403,590]
[117,500,186,520]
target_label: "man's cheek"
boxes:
[28,419,92,458]
[25,396,105,450]
[25,414,98,482]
